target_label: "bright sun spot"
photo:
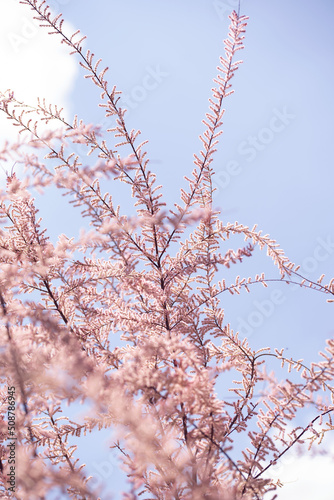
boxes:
[0,2,78,143]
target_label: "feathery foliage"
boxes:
[0,2,333,499]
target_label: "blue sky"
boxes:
[1,0,334,498]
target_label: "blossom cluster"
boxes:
[0,2,333,499]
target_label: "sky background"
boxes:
[1,0,334,498]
